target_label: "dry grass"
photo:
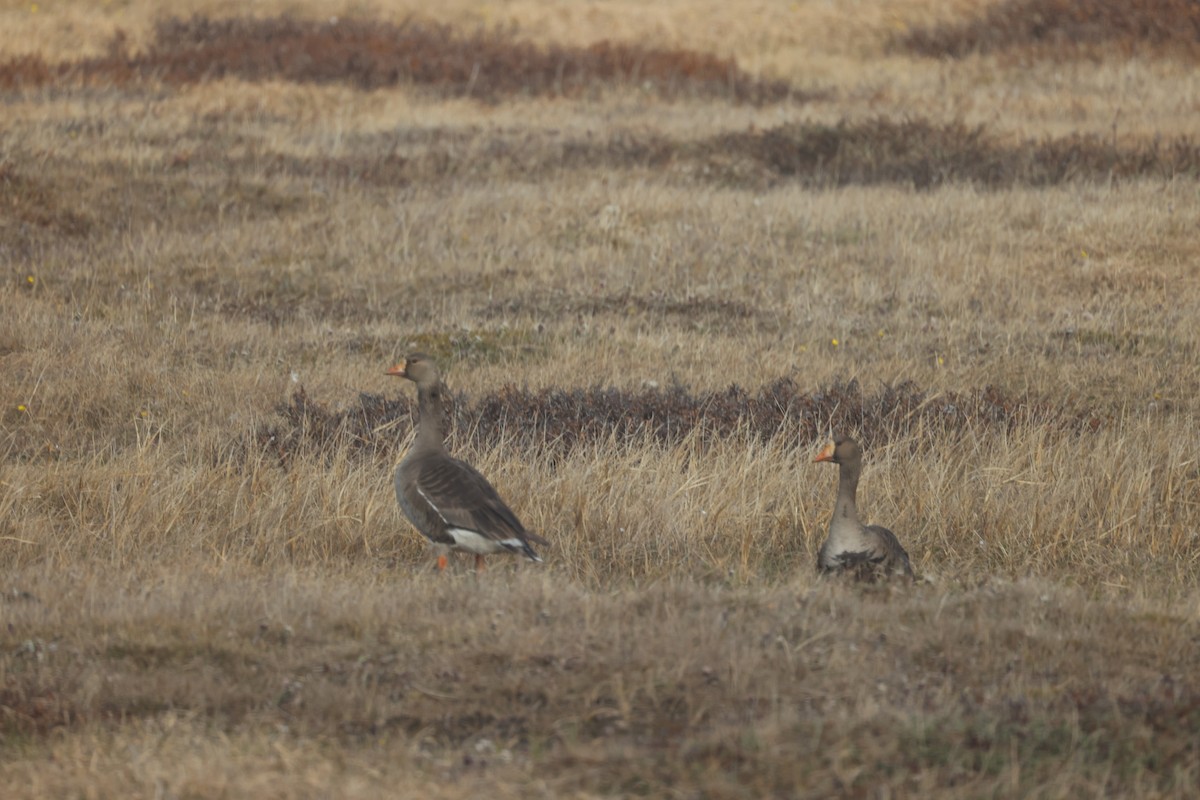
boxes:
[3,570,1199,798]
[3,0,1200,796]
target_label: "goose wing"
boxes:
[867,524,914,577]
[412,454,549,550]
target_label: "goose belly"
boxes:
[819,520,880,568]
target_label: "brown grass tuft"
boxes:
[899,0,1200,61]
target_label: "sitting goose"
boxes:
[814,435,914,580]
[386,353,548,571]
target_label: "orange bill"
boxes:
[814,441,836,462]
[385,360,408,377]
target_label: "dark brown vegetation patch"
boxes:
[899,0,1200,61]
[0,163,92,241]
[483,289,759,329]
[693,119,1200,189]
[255,378,1106,467]
[234,119,1200,191]
[0,15,804,104]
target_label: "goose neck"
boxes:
[834,461,860,520]
[415,382,448,450]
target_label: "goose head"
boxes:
[386,352,441,388]
[814,434,863,467]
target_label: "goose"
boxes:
[814,435,914,580]
[386,353,547,571]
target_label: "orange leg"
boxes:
[474,554,486,573]
[436,553,448,572]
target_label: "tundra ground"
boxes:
[2,1,1199,796]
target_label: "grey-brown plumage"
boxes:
[814,435,914,581]
[387,353,548,571]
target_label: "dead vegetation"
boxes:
[0,15,804,104]
[261,378,1103,466]
[900,0,1200,61]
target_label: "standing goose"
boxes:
[814,435,914,580]
[387,353,548,571]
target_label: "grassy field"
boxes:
[3,0,1200,796]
